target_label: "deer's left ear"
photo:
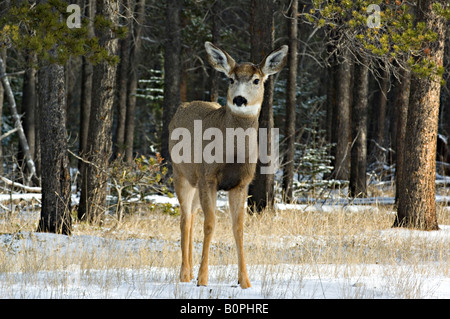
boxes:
[260,45,288,81]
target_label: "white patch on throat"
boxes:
[226,102,261,117]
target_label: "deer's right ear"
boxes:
[205,42,236,76]
[260,45,288,81]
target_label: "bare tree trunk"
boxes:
[78,0,119,223]
[161,0,182,169]
[373,67,389,163]
[282,0,298,203]
[350,56,369,197]
[0,49,5,175]
[37,62,72,235]
[114,34,129,158]
[79,0,94,182]
[333,48,352,180]
[124,0,146,164]
[326,54,338,167]
[394,68,411,204]
[395,0,445,230]
[208,0,220,103]
[19,53,37,182]
[248,0,275,212]
[114,0,131,159]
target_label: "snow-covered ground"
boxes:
[0,228,449,299]
[1,192,449,299]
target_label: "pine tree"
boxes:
[79,0,120,223]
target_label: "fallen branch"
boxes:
[0,127,19,142]
[0,176,41,193]
[0,202,11,212]
[0,57,37,182]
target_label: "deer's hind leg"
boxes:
[174,172,198,282]
[189,189,201,280]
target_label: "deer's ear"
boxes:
[205,41,236,76]
[260,45,288,81]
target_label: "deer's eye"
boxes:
[229,78,235,84]
[253,79,260,85]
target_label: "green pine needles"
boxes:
[305,0,449,83]
[0,0,125,66]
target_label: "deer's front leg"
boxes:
[229,186,251,289]
[197,183,217,286]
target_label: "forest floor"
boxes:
[0,185,449,299]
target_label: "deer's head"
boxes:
[205,41,288,117]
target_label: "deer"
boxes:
[169,41,288,289]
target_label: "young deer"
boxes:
[169,42,288,288]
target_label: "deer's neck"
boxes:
[224,105,260,129]
[226,102,261,119]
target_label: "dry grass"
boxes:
[0,201,449,298]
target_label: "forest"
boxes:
[0,0,449,238]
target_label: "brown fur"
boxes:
[168,42,288,289]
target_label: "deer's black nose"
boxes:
[233,96,247,107]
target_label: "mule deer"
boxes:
[169,42,288,289]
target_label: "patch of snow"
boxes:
[1,225,449,299]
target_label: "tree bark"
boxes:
[282,0,298,203]
[19,53,37,182]
[79,0,94,177]
[333,48,352,180]
[0,49,5,176]
[248,0,275,212]
[114,34,129,158]
[161,0,182,169]
[37,62,72,235]
[326,56,338,165]
[395,0,445,230]
[78,0,119,223]
[394,67,411,204]
[208,0,221,103]
[124,0,146,164]
[373,67,389,163]
[113,0,131,159]
[350,56,369,197]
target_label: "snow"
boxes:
[0,193,41,202]
[1,194,449,299]
[1,239,449,299]
[1,223,449,298]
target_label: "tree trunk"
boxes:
[395,0,445,230]
[208,0,221,103]
[161,0,182,169]
[373,67,389,163]
[113,0,131,159]
[0,49,5,175]
[19,53,37,182]
[333,48,352,180]
[394,68,411,204]
[248,0,275,212]
[350,56,369,197]
[326,54,338,168]
[78,0,94,190]
[37,62,72,235]
[124,0,146,164]
[282,0,298,203]
[78,0,119,223]
[114,35,129,158]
